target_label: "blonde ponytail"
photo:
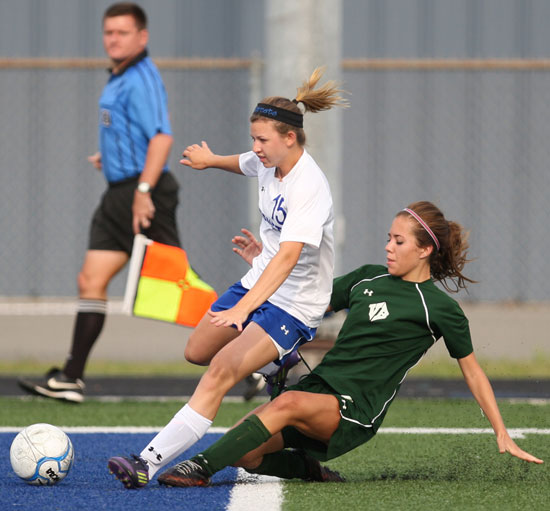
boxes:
[250,67,348,145]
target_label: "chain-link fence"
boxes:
[1,58,549,301]
[0,58,254,298]
[342,60,550,302]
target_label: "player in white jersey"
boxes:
[108,67,349,489]
[238,148,334,327]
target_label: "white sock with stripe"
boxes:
[140,404,212,478]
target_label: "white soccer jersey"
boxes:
[239,149,334,327]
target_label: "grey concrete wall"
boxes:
[1,301,548,363]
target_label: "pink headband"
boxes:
[403,208,440,251]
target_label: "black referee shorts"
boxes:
[89,171,181,255]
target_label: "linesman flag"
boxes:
[123,235,217,327]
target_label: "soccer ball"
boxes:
[10,423,74,486]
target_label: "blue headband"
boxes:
[253,103,303,128]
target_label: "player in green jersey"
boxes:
[156,201,543,487]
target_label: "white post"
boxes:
[264,0,345,273]
[248,51,264,235]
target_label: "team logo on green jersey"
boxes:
[369,302,389,321]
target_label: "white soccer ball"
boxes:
[10,423,74,486]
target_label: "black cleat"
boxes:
[108,454,150,489]
[18,367,85,403]
[302,451,345,482]
[157,459,211,487]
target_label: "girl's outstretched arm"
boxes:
[458,352,543,464]
[180,141,242,174]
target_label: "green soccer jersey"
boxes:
[313,264,473,432]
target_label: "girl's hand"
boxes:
[180,141,213,169]
[232,228,262,265]
[497,433,543,464]
[208,306,249,332]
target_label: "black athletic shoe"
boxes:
[17,367,85,403]
[243,373,267,401]
[157,459,211,487]
[108,454,150,489]
[301,451,345,482]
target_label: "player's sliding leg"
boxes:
[157,410,344,487]
[108,324,279,488]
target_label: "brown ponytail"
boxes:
[398,201,476,292]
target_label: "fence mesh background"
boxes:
[1,60,549,301]
[0,63,252,297]
[342,64,550,302]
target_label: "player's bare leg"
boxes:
[184,311,241,365]
[188,323,279,418]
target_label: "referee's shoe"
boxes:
[18,368,85,403]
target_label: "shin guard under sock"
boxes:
[140,404,212,478]
[245,449,311,480]
[193,415,272,477]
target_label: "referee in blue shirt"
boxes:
[19,3,181,403]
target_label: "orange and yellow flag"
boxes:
[123,235,217,327]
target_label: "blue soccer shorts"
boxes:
[211,282,316,364]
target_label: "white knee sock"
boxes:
[140,404,212,478]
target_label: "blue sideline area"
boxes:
[2,432,238,511]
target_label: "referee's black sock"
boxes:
[63,299,106,380]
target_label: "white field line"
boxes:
[228,469,283,511]
[378,427,550,439]
[0,426,230,433]
[40,395,547,405]
[87,396,269,404]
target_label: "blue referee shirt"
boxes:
[99,50,172,183]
